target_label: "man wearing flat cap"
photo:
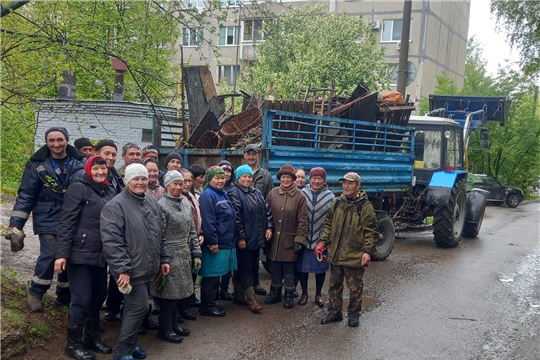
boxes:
[7,127,86,312]
[316,172,378,327]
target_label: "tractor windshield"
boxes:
[414,130,441,170]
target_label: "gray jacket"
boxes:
[151,193,201,300]
[100,190,170,285]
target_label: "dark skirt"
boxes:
[296,247,329,274]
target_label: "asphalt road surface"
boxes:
[2,200,538,359]
[137,201,540,360]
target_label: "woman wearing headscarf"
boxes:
[152,170,201,343]
[228,165,273,313]
[297,167,334,307]
[214,160,235,301]
[265,164,308,309]
[55,156,115,360]
[198,166,237,317]
[101,164,170,360]
[143,158,164,201]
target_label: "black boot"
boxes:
[187,293,201,308]
[254,283,267,296]
[172,306,191,336]
[201,277,226,317]
[178,299,197,320]
[264,286,282,305]
[283,289,294,309]
[142,304,158,330]
[83,316,112,354]
[65,326,95,360]
[157,299,183,343]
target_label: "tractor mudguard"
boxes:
[465,188,489,224]
[427,170,467,206]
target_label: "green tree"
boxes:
[241,4,388,100]
[490,0,540,76]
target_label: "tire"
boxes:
[372,212,395,261]
[506,194,520,208]
[433,178,467,248]
[463,201,485,238]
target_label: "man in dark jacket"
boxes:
[243,144,274,296]
[95,139,124,194]
[7,127,86,312]
[317,172,378,327]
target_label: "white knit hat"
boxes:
[163,170,184,188]
[124,163,148,185]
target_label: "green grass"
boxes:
[1,307,26,327]
[1,183,19,196]
[524,194,540,201]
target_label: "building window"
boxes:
[243,19,264,42]
[221,0,242,6]
[141,129,153,143]
[217,65,240,85]
[183,0,205,8]
[381,19,413,42]
[219,26,239,46]
[182,27,203,46]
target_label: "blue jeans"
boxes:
[29,234,70,302]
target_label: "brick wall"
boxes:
[35,99,178,166]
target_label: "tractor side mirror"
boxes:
[480,128,489,149]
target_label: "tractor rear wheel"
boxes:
[372,212,395,261]
[433,178,467,248]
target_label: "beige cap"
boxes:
[339,172,361,183]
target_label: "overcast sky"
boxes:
[467,0,520,76]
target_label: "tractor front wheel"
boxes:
[433,179,467,248]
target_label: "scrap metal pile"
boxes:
[183,66,415,150]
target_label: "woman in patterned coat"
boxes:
[297,167,334,307]
[152,170,202,344]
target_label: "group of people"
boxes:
[7,128,379,360]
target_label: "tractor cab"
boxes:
[409,116,464,187]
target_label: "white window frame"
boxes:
[182,27,203,47]
[183,0,205,8]
[217,65,240,86]
[219,26,239,46]
[381,19,413,43]
[221,0,242,7]
[242,19,264,43]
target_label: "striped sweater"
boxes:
[302,184,335,249]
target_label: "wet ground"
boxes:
[1,199,539,359]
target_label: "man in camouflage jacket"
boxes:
[316,172,378,327]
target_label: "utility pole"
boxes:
[397,0,412,97]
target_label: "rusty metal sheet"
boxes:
[187,109,220,148]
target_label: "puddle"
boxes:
[342,297,378,310]
[499,278,514,282]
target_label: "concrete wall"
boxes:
[35,99,177,166]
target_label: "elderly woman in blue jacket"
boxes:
[227,165,273,313]
[198,166,237,317]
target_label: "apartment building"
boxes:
[177,0,470,101]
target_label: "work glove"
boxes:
[194,257,202,272]
[293,242,303,254]
[5,228,25,252]
[314,242,326,257]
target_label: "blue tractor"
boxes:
[392,95,510,248]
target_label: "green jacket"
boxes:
[318,191,378,268]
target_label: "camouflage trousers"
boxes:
[328,264,365,316]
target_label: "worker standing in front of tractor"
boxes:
[317,172,378,327]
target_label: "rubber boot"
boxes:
[157,299,183,343]
[264,286,282,305]
[200,277,226,317]
[142,304,158,330]
[232,281,248,306]
[83,315,112,354]
[283,289,294,309]
[65,326,95,360]
[172,306,190,336]
[245,287,263,313]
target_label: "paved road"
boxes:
[2,201,538,359]
[132,201,539,360]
